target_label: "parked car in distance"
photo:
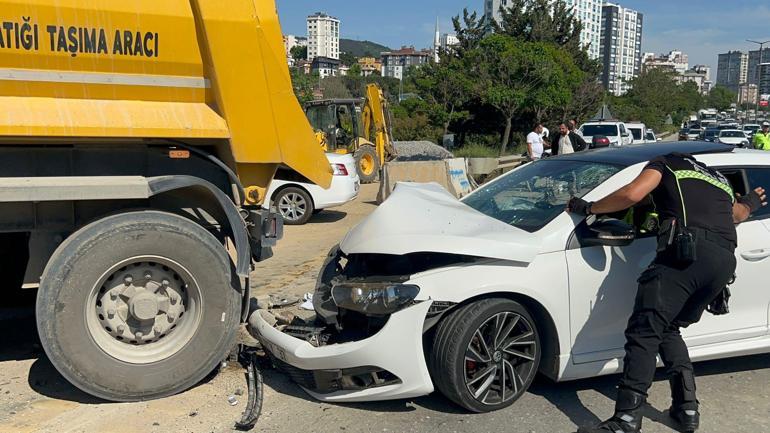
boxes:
[626,122,647,144]
[263,153,360,225]
[744,124,761,139]
[645,130,660,142]
[686,128,701,140]
[701,127,720,142]
[678,128,689,141]
[580,121,633,147]
[253,142,770,414]
[716,130,751,147]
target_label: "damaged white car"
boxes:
[252,142,770,413]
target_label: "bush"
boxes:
[453,143,500,158]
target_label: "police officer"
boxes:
[754,121,770,150]
[568,152,767,433]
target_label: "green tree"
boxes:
[348,63,362,77]
[469,36,571,155]
[408,56,472,135]
[340,51,358,67]
[321,76,352,99]
[707,85,737,112]
[290,45,307,61]
[495,0,600,75]
[290,68,316,105]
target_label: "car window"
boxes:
[463,160,621,232]
[745,168,770,220]
[619,124,627,135]
[629,128,643,140]
[582,124,619,137]
[645,132,655,140]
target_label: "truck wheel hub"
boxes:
[88,258,199,363]
[129,292,160,321]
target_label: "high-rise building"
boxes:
[716,51,748,94]
[433,18,441,63]
[484,0,602,59]
[760,63,770,99]
[600,3,643,96]
[748,48,770,86]
[307,12,340,61]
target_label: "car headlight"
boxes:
[331,282,420,315]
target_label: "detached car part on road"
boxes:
[253,142,770,413]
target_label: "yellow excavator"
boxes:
[305,83,397,183]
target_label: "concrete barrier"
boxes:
[377,158,474,203]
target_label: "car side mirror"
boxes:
[581,218,636,247]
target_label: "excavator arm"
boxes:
[361,84,396,165]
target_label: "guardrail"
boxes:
[497,155,526,171]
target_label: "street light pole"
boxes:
[747,39,770,119]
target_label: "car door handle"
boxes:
[741,249,770,262]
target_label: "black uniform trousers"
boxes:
[618,232,737,410]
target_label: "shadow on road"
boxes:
[309,210,348,224]
[530,353,770,432]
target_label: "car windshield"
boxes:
[705,130,718,137]
[645,132,655,140]
[720,131,744,138]
[463,160,621,232]
[629,128,643,140]
[582,124,619,137]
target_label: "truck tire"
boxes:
[274,186,314,225]
[354,145,380,184]
[36,211,241,401]
[429,298,540,413]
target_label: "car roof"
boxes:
[582,121,623,125]
[551,141,734,167]
[719,129,743,133]
[625,122,644,128]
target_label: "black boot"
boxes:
[669,371,699,433]
[578,388,645,433]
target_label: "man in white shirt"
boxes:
[526,123,549,160]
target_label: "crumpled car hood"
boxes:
[340,182,539,263]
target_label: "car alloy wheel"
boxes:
[463,311,538,406]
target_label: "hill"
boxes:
[340,39,391,57]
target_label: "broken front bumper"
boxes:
[249,301,435,402]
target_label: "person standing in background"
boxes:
[526,123,549,160]
[552,123,587,156]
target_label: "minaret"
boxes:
[433,17,440,63]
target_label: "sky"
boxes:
[276,0,770,76]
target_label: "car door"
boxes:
[677,167,770,345]
[566,203,657,364]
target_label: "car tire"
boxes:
[354,145,380,184]
[274,187,314,225]
[36,211,241,401]
[429,298,540,413]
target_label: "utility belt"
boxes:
[658,219,736,316]
[657,219,736,264]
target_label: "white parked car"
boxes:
[253,142,770,413]
[716,129,751,148]
[263,153,360,225]
[625,122,652,143]
[580,121,634,147]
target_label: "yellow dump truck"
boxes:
[0,0,331,401]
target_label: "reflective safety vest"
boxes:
[754,132,770,151]
[666,166,735,226]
